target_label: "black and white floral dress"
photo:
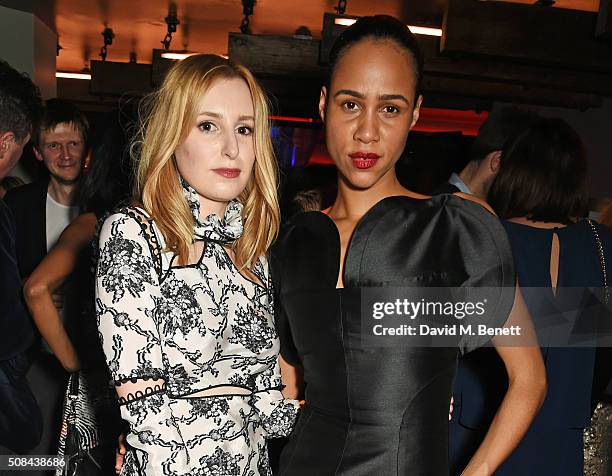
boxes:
[95,181,299,475]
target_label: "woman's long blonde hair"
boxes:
[134,54,279,268]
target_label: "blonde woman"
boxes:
[95,55,299,475]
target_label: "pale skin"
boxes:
[115,77,261,472]
[33,122,86,205]
[24,81,259,384]
[0,131,30,179]
[29,123,87,309]
[280,38,546,476]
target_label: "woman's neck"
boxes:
[329,172,425,221]
[198,195,228,221]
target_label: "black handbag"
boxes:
[59,372,113,476]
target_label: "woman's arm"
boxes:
[461,285,547,476]
[23,212,98,372]
[96,212,188,475]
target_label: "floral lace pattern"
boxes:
[96,181,298,475]
[181,178,244,244]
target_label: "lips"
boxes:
[213,168,241,178]
[348,152,380,170]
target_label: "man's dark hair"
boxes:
[488,117,589,223]
[33,98,89,150]
[471,107,537,162]
[328,15,424,97]
[0,60,43,141]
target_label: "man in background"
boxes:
[5,98,88,278]
[4,98,89,459]
[435,107,536,199]
[0,59,43,456]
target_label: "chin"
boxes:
[203,186,246,204]
[339,170,384,191]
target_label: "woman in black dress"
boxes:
[273,16,547,475]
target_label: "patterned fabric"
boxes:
[95,181,298,475]
[56,371,118,475]
[181,178,244,244]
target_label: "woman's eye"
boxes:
[382,105,400,114]
[198,121,217,132]
[237,126,253,136]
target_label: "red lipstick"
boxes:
[348,152,380,169]
[213,168,240,178]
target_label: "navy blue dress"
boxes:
[450,219,612,476]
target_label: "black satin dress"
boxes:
[271,195,516,476]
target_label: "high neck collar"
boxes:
[180,177,243,244]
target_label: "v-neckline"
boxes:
[310,195,436,289]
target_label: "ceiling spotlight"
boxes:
[408,25,443,37]
[160,51,196,60]
[333,18,442,37]
[56,72,92,80]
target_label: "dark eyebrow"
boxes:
[333,90,411,106]
[379,94,410,106]
[333,89,365,99]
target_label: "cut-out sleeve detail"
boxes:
[96,212,188,474]
[116,379,167,405]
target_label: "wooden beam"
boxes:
[597,0,612,39]
[419,36,612,96]
[442,0,612,72]
[421,74,602,109]
[320,13,360,65]
[229,33,326,78]
[90,60,152,96]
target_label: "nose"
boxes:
[60,144,71,159]
[222,129,239,159]
[354,110,380,144]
